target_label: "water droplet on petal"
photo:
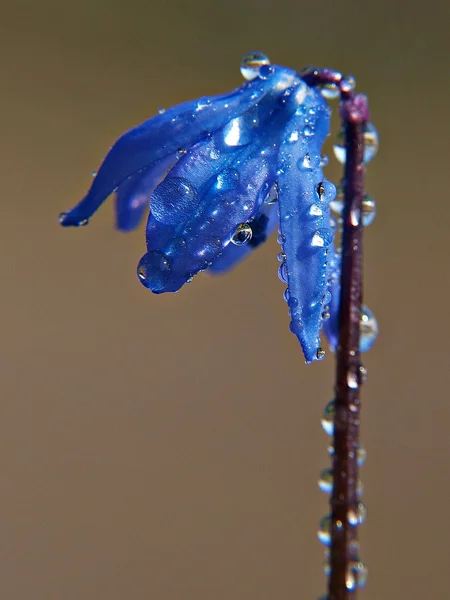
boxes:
[321,399,335,435]
[58,212,89,227]
[309,204,323,217]
[157,107,166,115]
[311,232,325,247]
[299,151,321,170]
[303,125,314,137]
[316,347,326,360]
[91,170,97,177]
[317,181,336,203]
[258,64,274,80]
[264,181,278,204]
[360,305,378,352]
[137,251,172,292]
[177,147,187,156]
[320,155,329,167]
[240,51,271,80]
[231,223,252,246]
[278,262,288,283]
[317,515,331,545]
[318,468,333,493]
[277,252,286,262]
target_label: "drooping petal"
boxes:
[115,153,178,231]
[276,85,335,362]
[59,69,294,228]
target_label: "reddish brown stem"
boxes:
[327,93,370,600]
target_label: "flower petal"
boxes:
[59,74,284,227]
[115,153,178,232]
[276,86,335,362]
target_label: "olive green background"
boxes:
[2,1,449,598]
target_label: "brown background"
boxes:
[1,0,449,598]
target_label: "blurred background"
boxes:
[2,0,449,598]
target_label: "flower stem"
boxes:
[328,93,370,599]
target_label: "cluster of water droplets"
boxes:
[316,396,368,591]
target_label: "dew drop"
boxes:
[321,399,335,436]
[258,64,274,80]
[157,107,166,115]
[240,51,271,81]
[196,97,212,110]
[358,364,368,384]
[320,82,340,99]
[333,130,346,164]
[277,252,286,263]
[309,204,323,217]
[334,123,379,164]
[362,123,379,163]
[345,569,357,591]
[361,194,376,226]
[264,181,279,204]
[209,148,220,160]
[299,151,321,170]
[317,515,331,546]
[283,288,290,302]
[277,234,285,245]
[318,468,333,493]
[91,170,97,177]
[303,125,314,137]
[177,147,187,156]
[357,479,364,496]
[320,155,329,167]
[316,347,326,360]
[278,261,288,283]
[348,501,367,526]
[344,74,356,91]
[58,212,89,227]
[350,560,368,588]
[317,180,336,203]
[231,223,252,246]
[311,232,325,247]
[322,310,331,320]
[360,305,378,352]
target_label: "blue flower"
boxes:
[59,52,340,363]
